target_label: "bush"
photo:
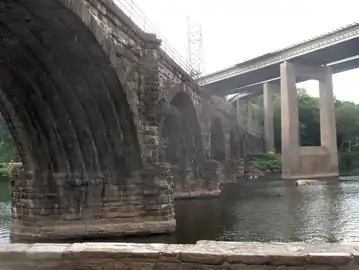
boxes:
[339,152,359,174]
[247,152,282,172]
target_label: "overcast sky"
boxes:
[120,0,359,102]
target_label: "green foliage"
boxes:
[247,153,282,172]
[0,117,18,163]
[338,152,359,175]
[273,88,359,152]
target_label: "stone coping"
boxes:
[2,241,359,269]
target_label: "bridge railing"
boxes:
[112,0,201,79]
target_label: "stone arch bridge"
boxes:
[3,0,256,242]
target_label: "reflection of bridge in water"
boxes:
[200,23,359,179]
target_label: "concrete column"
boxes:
[247,101,252,134]
[319,67,339,173]
[280,61,300,178]
[263,82,276,152]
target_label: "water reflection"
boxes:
[2,177,359,244]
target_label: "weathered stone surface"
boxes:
[11,164,175,242]
[2,242,359,269]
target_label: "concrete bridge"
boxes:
[1,0,249,242]
[200,23,359,180]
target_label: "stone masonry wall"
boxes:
[71,0,206,165]
[2,241,359,269]
[11,164,175,242]
[70,0,162,162]
[71,0,221,186]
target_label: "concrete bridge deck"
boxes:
[200,22,359,97]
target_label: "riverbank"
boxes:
[1,241,359,269]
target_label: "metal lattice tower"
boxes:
[186,17,203,78]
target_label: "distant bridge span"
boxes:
[199,23,359,180]
[199,23,359,98]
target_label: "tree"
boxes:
[335,101,359,151]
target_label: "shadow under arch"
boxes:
[0,0,142,176]
[0,0,153,242]
[158,92,206,192]
[170,92,205,172]
[210,117,226,162]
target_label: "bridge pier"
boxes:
[263,82,277,153]
[247,101,253,134]
[280,61,339,179]
[10,165,175,243]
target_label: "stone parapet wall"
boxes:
[2,241,359,269]
[11,164,175,242]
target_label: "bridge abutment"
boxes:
[280,61,339,179]
[10,165,175,242]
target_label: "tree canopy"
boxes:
[271,88,359,153]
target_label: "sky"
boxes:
[119,0,359,102]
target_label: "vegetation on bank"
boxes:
[0,116,21,179]
[247,152,281,173]
[239,88,359,175]
[247,151,359,176]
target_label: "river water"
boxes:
[2,177,359,244]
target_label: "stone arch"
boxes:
[210,117,226,162]
[158,91,207,197]
[229,128,239,159]
[2,0,159,242]
[0,0,142,176]
[170,92,205,171]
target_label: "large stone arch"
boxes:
[4,0,174,242]
[1,1,142,174]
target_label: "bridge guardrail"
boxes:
[112,0,201,79]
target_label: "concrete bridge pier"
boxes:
[263,82,277,153]
[280,61,339,179]
[247,101,253,134]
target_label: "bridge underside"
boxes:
[204,35,359,97]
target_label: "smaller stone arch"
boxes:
[170,92,205,171]
[158,91,223,199]
[229,128,239,159]
[210,117,226,162]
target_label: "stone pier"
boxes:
[280,61,339,179]
[2,241,359,269]
[11,165,175,243]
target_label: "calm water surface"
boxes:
[2,177,359,244]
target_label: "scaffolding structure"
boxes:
[186,17,204,78]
